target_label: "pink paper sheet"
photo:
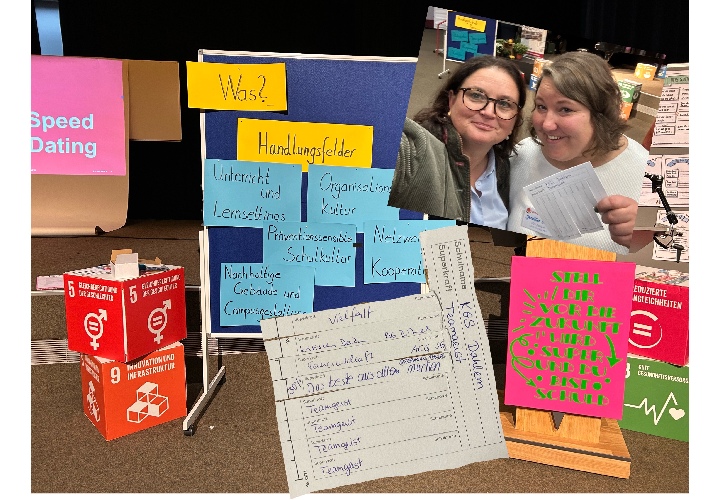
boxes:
[505,256,636,419]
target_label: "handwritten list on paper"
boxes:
[522,161,607,239]
[261,224,506,497]
[203,159,302,227]
[651,64,689,148]
[640,154,690,207]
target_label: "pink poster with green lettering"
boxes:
[31,55,126,175]
[505,256,636,419]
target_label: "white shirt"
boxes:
[507,137,648,255]
[470,148,508,229]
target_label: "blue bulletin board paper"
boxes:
[203,159,302,227]
[460,42,479,54]
[263,221,357,287]
[469,32,487,45]
[202,51,422,335]
[451,30,469,42]
[446,11,497,62]
[220,262,314,326]
[363,220,455,284]
[307,165,398,232]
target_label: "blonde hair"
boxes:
[530,51,629,157]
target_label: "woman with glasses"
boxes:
[388,56,526,228]
[506,51,653,253]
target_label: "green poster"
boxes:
[619,355,689,441]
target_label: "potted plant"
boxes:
[495,39,512,58]
[512,42,529,59]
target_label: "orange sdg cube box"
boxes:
[64,265,187,362]
[81,342,187,440]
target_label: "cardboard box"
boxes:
[81,342,187,440]
[531,57,549,77]
[529,74,540,91]
[528,58,549,91]
[620,101,634,120]
[618,79,642,104]
[64,265,187,362]
[634,63,657,80]
[629,270,689,366]
[619,355,688,442]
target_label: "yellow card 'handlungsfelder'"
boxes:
[237,118,373,172]
[455,16,486,32]
[186,61,287,111]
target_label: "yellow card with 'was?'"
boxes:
[455,15,486,32]
[237,118,373,172]
[186,61,287,111]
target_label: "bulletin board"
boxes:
[199,50,423,336]
[445,11,498,62]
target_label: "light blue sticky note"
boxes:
[469,32,487,45]
[447,47,467,61]
[219,262,314,326]
[363,220,455,284]
[262,221,357,287]
[460,42,479,54]
[203,159,302,228]
[451,29,469,42]
[306,166,398,232]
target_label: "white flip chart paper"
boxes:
[261,224,507,497]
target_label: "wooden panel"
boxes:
[526,238,616,261]
[505,441,631,478]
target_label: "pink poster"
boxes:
[505,256,636,419]
[31,55,126,175]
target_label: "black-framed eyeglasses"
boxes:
[458,88,520,120]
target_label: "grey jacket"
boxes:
[388,117,511,222]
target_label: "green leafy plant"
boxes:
[512,42,529,58]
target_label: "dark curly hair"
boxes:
[413,55,527,161]
[530,51,629,158]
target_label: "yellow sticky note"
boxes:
[455,16,486,32]
[186,61,287,111]
[237,118,373,172]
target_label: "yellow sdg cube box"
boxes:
[81,341,187,440]
[64,264,187,362]
[634,63,657,80]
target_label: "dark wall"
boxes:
[32,0,689,221]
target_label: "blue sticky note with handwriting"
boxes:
[363,220,455,284]
[219,262,314,326]
[203,159,302,228]
[460,42,479,54]
[469,32,487,45]
[306,165,398,232]
[451,29,469,42]
[262,221,356,287]
[447,47,467,61]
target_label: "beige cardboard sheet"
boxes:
[128,59,182,141]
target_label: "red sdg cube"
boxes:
[64,265,187,362]
[80,342,187,440]
[629,278,689,366]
